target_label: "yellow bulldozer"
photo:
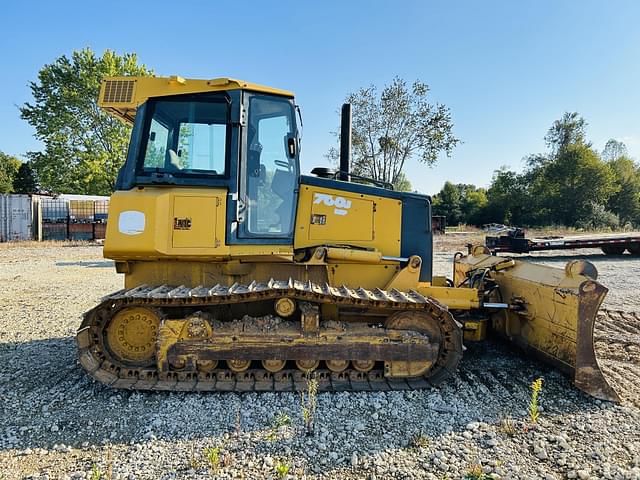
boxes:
[77,75,618,401]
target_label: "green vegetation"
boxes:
[274,460,291,478]
[432,182,488,226]
[433,113,640,229]
[529,377,543,424]
[464,464,491,479]
[12,161,38,193]
[90,463,101,480]
[273,411,292,428]
[20,48,152,195]
[0,152,21,193]
[203,446,222,473]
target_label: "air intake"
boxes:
[102,79,136,103]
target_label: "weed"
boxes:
[188,441,200,469]
[105,448,113,480]
[273,411,292,429]
[499,415,517,436]
[464,464,491,480]
[235,402,242,437]
[90,463,101,480]
[265,430,278,442]
[529,377,543,424]
[275,460,291,478]
[222,451,234,468]
[203,446,222,473]
[300,374,318,436]
[411,432,430,448]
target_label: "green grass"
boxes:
[275,461,291,478]
[273,411,292,428]
[90,463,102,480]
[203,446,222,473]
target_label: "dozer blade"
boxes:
[455,251,620,403]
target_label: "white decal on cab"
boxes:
[118,211,145,236]
[313,193,352,216]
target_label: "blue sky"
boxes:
[1,1,639,194]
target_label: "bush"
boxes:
[576,202,620,230]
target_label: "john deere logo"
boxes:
[173,217,192,230]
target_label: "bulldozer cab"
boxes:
[105,77,301,246]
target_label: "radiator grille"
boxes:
[102,79,135,103]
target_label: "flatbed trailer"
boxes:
[486,230,640,255]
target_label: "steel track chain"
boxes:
[76,278,464,392]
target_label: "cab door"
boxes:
[236,94,299,244]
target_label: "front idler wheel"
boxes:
[105,307,161,366]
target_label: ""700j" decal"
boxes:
[313,193,352,216]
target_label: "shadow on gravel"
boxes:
[55,260,114,268]
[0,334,615,468]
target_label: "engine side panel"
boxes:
[104,187,229,260]
[294,179,402,257]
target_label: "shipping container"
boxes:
[0,194,37,242]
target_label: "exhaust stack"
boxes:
[339,103,352,181]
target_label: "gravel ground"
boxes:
[1,242,640,480]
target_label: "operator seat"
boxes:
[271,168,295,233]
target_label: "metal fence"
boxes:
[42,198,109,241]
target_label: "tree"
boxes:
[393,171,412,192]
[433,182,462,224]
[463,187,488,224]
[432,182,488,225]
[0,151,21,194]
[12,161,38,194]
[20,48,152,195]
[602,138,628,162]
[539,143,616,225]
[544,112,589,153]
[607,155,640,225]
[480,114,624,228]
[328,77,459,186]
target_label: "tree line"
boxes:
[432,113,640,229]
[2,49,638,231]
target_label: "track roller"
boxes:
[227,359,251,372]
[326,359,349,372]
[352,360,375,372]
[262,359,286,372]
[296,359,320,372]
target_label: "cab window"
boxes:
[139,99,228,176]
